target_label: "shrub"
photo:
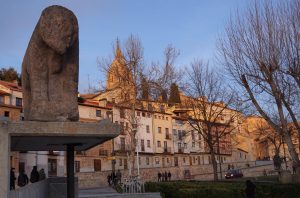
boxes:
[145,181,300,198]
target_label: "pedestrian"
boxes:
[39,168,46,180]
[107,174,111,186]
[245,180,256,198]
[158,172,161,182]
[17,170,29,187]
[10,168,16,190]
[111,171,116,186]
[228,164,231,170]
[30,166,39,183]
[116,169,122,184]
[292,164,297,174]
[161,172,165,182]
[164,171,168,182]
[167,171,171,181]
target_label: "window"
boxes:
[137,111,140,116]
[183,157,186,163]
[191,130,195,140]
[166,117,168,121]
[157,141,161,147]
[124,159,128,169]
[146,157,150,165]
[75,161,80,173]
[0,96,4,104]
[162,116,164,120]
[165,128,170,139]
[112,98,115,103]
[155,157,160,164]
[120,137,125,151]
[184,143,187,149]
[154,115,157,119]
[16,97,22,107]
[245,155,247,159]
[119,158,123,166]
[193,157,196,163]
[240,152,242,158]
[147,140,151,148]
[99,150,108,156]
[120,108,125,118]
[96,110,101,117]
[158,116,161,119]
[146,125,150,133]
[141,139,145,151]
[173,129,177,136]
[142,112,145,117]
[192,142,195,148]
[4,111,9,117]
[158,127,162,133]
[94,159,101,171]
[147,113,151,118]
[120,122,124,134]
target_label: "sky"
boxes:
[0,0,250,92]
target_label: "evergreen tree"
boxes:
[161,89,168,102]
[0,67,21,83]
[168,83,181,104]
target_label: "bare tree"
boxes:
[150,45,183,100]
[184,60,243,181]
[98,35,145,176]
[218,0,300,171]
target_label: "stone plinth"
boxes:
[0,119,119,198]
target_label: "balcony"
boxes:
[163,147,172,154]
[99,150,108,156]
[165,134,172,140]
[115,144,131,153]
[178,148,184,154]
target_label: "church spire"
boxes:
[115,38,122,59]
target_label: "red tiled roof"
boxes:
[0,80,22,91]
[0,90,10,95]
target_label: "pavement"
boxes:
[79,186,119,197]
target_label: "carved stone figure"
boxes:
[22,5,79,121]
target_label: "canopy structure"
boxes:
[0,119,119,198]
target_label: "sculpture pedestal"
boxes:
[0,120,119,198]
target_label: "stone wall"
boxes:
[77,161,274,188]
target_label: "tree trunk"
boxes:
[282,131,300,172]
[210,150,218,181]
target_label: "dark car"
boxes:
[225,169,243,179]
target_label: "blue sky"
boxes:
[0,1,249,92]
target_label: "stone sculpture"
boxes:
[22,5,79,121]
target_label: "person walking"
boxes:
[158,172,161,182]
[30,166,39,183]
[164,171,168,182]
[17,170,29,187]
[116,170,122,184]
[245,180,256,198]
[10,168,16,190]
[292,164,297,174]
[167,171,171,181]
[39,168,46,180]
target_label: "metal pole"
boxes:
[67,145,75,198]
[137,136,140,177]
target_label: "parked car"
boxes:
[225,169,243,179]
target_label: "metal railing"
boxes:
[121,176,145,194]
